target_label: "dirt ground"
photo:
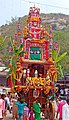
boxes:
[4,111,49,120]
[4,111,12,120]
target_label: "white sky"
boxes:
[0,0,69,26]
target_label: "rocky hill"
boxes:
[41,13,69,30]
[0,13,69,72]
[0,13,69,37]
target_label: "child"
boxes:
[24,105,29,120]
[29,107,34,120]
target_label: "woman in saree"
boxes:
[33,99,41,120]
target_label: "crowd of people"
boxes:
[0,92,69,120]
[44,95,69,120]
[0,93,41,120]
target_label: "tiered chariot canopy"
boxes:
[23,6,53,61]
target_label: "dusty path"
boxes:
[4,111,12,120]
[4,111,49,120]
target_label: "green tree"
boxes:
[0,36,9,65]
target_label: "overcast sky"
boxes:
[0,0,69,26]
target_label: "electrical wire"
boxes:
[21,0,69,10]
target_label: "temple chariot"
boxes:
[7,6,58,111]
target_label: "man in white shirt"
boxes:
[62,99,69,120]
[5,94,11,113]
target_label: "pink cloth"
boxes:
[0,99,5,118]
[57,101,66,118]
[29,110,34,120]
[24,106,29,117]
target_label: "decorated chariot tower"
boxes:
[22,6,54,78]
[7,6,58,111]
